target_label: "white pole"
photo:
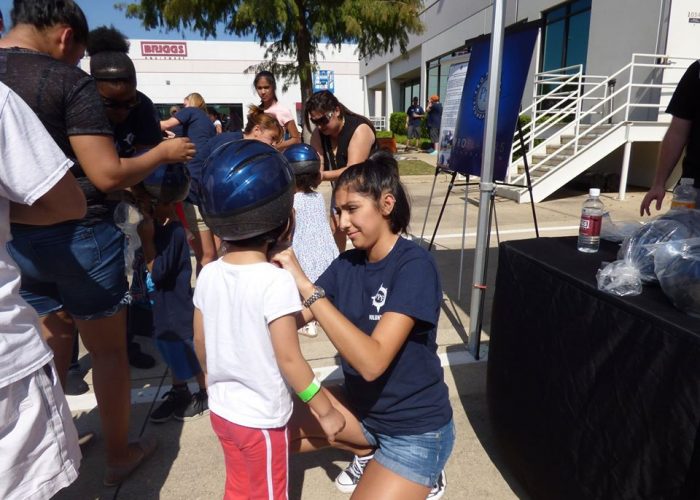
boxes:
[467,0,507,358]
[619,135,632,201]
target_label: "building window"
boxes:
[401,79,421,111]
[541,0,591,72]
[425,47,467,105]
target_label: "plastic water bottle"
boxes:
[578,188,605,253]
[670,177,697,209]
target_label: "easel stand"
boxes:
[418,126,540,357]
[418,154,539,293]
[419,166,475,252]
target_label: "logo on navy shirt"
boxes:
[370,283,388,320]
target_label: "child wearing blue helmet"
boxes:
[194,140,345,499]
[283,143,339,337]
[134,164,209,423]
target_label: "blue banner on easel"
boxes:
[449,22,539,180]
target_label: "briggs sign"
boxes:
[140,41,188,58]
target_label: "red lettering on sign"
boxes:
[139,41,188,58]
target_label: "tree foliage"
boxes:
[121,0,424,110]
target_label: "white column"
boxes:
[420,58,427,105]
[385,63,393,118]
[363,76,370,117]
[619,138,632,201]
[374,90,383,121]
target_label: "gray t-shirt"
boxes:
[0,48,115,222]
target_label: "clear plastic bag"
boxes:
[596,260,642,296]
[660,208,700,235]
[654,237,700,317]
[113,201,143,275]
[600,212,644,243]
[618,218,692,283]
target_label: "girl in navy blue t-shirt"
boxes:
[273,152,454,499]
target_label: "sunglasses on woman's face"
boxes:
[310,111,334,127]
[101,95,141,111]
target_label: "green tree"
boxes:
[122,0,424,117]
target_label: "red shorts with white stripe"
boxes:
[210,412,289,500]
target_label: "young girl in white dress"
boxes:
[284,144,339,337]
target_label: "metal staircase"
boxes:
[497,54,696,203]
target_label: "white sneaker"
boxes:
[334,453,374,493]
[427,470,447,499]
[299,321,319,338]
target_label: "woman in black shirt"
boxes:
[305,91,377,250]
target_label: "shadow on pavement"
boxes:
[431,245,531,499]
[54,403,186,500]
[289,447,350,499]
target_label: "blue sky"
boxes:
[0,1,251,41]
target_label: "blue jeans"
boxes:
[360,418,455,487]
[8,221,129,320]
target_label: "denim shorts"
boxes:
[360,418,455,487]
[8,221,129,320]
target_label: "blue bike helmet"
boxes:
[656,239,700,317]
[282,143,320,175]
[142,162,191,204]
[200,139,294,241]
[618,218,691,283]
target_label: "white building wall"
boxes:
[661,0,700,111]
[82,40,363,123]
[665,0,700,59]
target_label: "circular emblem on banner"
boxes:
[473,73,489,120]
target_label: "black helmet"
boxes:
[282,143,320,175]
[142,163,191,203]
[200,139,294,241]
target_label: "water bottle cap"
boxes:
[589,188,600,197]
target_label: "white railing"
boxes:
[369,116,386,131]
[512,65,609,155]
[508,54,696,187]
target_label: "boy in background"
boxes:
[135,164,209,422]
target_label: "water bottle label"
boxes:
[580,214,602,236]
[671,200,696,209]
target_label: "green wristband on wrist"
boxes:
[297,377,321,403]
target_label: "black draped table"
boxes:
[488,237,700,500]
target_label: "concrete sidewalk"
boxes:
[56,157,657,499]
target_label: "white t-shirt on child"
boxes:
[0,83,73,388]
[193,260,302,428]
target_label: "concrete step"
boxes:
[546,144,575,155]
[518,165,554,177]
[532,153,570,163]
[559,134,603,145]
